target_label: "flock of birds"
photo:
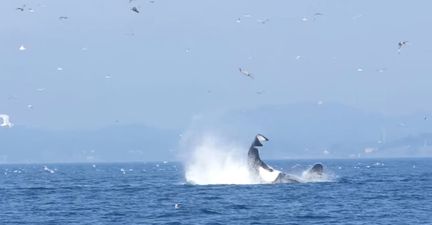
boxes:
[0,1,419,130]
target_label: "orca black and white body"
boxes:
[247,134,272,176]
[247,134,324,184]
[247,134,301,183]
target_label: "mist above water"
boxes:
[181,134,258,185]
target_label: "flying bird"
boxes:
[239,68,254,79]
[398,41,408,53]
[131,7,140,13]
[59,16,69,20]
[16,5,26,11]
[376,68,387,73]
[313,12,324,21]
[257,18,270,24]
[398,41,408,49]
[0,114,13,128]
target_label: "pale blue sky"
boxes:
[1,0,432,130]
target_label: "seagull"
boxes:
[131,7,139,13]
[239,68,254,79]
[257,18,270,24]
[174,203,181,209]
[352,14,363,20]
[313,12,324,21]
[16,5,26,11]
[59,16,69,20]
[398,41,408,53]
[0,114,14,128]
[376,68,387,73]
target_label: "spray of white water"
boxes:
[179,132,335,185]
[300,170,334,183]
[181,134,259,185]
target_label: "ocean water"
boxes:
[1,159,431,224]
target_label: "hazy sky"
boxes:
[1,0,432,130]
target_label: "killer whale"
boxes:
[247,134,324,183]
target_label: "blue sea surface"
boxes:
[1,159,431,224]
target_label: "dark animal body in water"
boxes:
[247,134,324,183]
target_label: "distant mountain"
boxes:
[0,125,179,163]
[1,102,431,163]
[205,102,432,159]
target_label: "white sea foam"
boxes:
[300,169,334,183]
[181,134,258,185]
[43,166,55,174]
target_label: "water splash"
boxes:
[180,133,335,185]
[300,170,334,183]
[181,134,258,185]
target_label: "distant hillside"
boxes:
[1,103,431,163]
[198,102,432,159]
[0,125,179,163]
